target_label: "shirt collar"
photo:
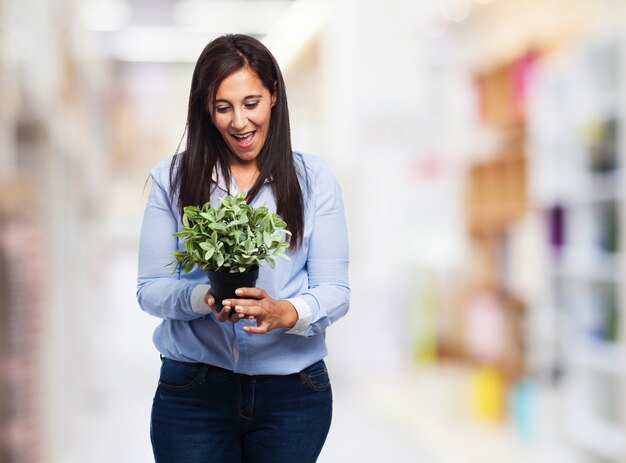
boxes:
[211,165,272,194]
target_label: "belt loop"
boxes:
[199,364,209,385]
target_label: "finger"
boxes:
[234,305,263,318]
[224,306,243,323]
[234,287,266,299]
[228,309,244,323]
[204,291,215,307]
[216,305,233,323]
[224,307,244,323]
[223,298,257,308]
[215,309,227,322]
[243,321,270,334]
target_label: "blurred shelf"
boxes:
[357,365,570,463]
[565,171,622,204]
[587,172,622,199]
[566,416,626,462]
[528,29,626,463]
[567,339,626,376]
[0,180,39,215]
[548,249,620,283]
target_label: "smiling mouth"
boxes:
[231,131,255,148]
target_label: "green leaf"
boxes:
[208,222,227,231]
[198,242,213,251]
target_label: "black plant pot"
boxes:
[207,265,259,312]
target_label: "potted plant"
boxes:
[170,192,291,312]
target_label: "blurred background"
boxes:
[1,0,626,462]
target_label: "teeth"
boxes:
[233,132,253,139]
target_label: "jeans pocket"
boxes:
[158,358,205,392]
[301,361,331,392]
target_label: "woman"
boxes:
[137,34,350,463]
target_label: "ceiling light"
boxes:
[263,0,329,70]
[110,27,218,62]
[174,0,292,35]
[78,0,130,32]
[439,0,473,22]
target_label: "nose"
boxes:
[230,108,247,131]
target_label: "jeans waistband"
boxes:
[160,355,325,382]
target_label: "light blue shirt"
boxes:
[137,151,350,375]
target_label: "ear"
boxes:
[271,82,278,107]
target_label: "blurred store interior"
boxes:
[1,0,626,462]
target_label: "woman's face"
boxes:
[210,67,276,166]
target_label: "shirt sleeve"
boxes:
[285,161,350,337]
[136,171,213,320]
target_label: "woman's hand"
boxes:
[204,290,241,323]
[222,288,298,334]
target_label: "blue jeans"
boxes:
[151,357,333,463]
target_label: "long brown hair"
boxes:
[170,34,306,247]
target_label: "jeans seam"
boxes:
[198,364,208,385]
[158,372,203,392]
[304,379,331,392]
[238,382,254,420]
[303,371,331,392]
[306,369,328,379]
[158,359,207,392]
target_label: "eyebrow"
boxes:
[214,95,264,104]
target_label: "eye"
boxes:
[215,105,230,113]
[245,101,260,109]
